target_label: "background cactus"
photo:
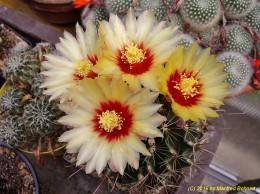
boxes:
[81,5,109,28]
[217,52,254,97]
[225,24,253,55]
[0,43,65,150]
[3,49,40,86]
[243,4,260,34]
[179,0,222,32]
[0,85,25,115]
[23,96,63,136]
[222,0,256,19]
[0,115,27,147]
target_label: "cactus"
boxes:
[23,96,63,136]
[223,0,256,19]
[97,95,206,192]
[0,44,65,151]
[0,85,25,115]
[243,4,260,34]
[167,13,184,31]
[105,0,137,14]
[31,73,45,97]
[225,24,253,55]
[0,115,27,147]
[178,34,195,50]
[180,0,222,32]
[217,52,253,97]
[139,0,175,21]
[81,5,109,28]
[3,49,40,86]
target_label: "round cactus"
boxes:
[105,0,137,14]
[0,116,27,147]
[31,73,45,97]
[81,5,110,28]
[180,0,222,32]
[167,13,184,31]
[178,34,196,50]
[23,96,63,136]
[139,0,175,21]
[223,0,256,19]
[3,49,40,85]
[243,4,260,34]
[225,24,253,55]
[217,52,254,96]
[0,85,25,115]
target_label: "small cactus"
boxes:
[225,24,253,55]
[139,0,175,21]
[243,4,260,34]
[167,13,184,31]
[31,73,45,97]
[217,51,254,96]
[180,0,222,32]
[3,49,40,86]
[105,0,137,14]
[178,34,195,50]
[23,96,63,136]
[0,115,27,147]
[0,85,25,115]
[81,5,109,28]
[223,0,257,19]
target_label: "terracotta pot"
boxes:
[23,0,81,24]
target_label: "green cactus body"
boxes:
[0,116,27,146]
[178,34,195,50]
[0,85,25,115]
[98,96,206,192]
[31,73,45,96]
[180,0,222,32]
[81,5,110,28]
[139,0,175,21]
[225,25,253,55]
[217,52,253,97]
[105,0,137,14]
[243,4,260,34]
[223,0,256,19]
[23,96,63,136]
[167,13,184,31]
[4,49,40,85]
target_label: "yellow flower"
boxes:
[93,9,182,91]
[41,21,101,102]
[58,78,166,175]
[159,44,229,122]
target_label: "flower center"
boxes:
[122,43,146,65]
[98,110,124,132]
[174,74,200,100]
[75,59,93,77]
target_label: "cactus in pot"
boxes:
[0,43,65,158]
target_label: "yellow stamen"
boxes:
[174,74,199,99]
[75,59,93,77]
[98,110,124,132]
[122,43,146,65]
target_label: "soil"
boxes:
[0,146,36,194]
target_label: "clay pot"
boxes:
[23,0,82,24]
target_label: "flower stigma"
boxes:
[174,74,200,100]
[75,59,93,77]
[98,110,124,132]
[122,43,146,65]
